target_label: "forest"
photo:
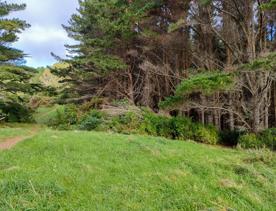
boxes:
[2,0,276,147]
[0,0,276,210]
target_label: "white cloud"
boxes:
[18,25,71,44]
[7,0,79,67]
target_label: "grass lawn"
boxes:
[0,128,275,210]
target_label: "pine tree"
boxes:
[53,0,276,131]
[0,1,38,122]
[52,0,160,103]
[0,1,29,63]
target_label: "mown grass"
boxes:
[0,128,275,210]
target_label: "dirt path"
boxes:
[0,127,40,150]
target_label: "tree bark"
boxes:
[229,97,235,131]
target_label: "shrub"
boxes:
[170,116,194,140]
[258,128,276,151]
[238,129,276,150]
[109,112,142,134]
[140,111,219,144]
[238,133,264,149]
[193,125,219,145]
[48,104,78,129]
[140,112,172,138]
[219,130,244,146]
[79,110,104,131]
[0,109,6,121]
[139,112,159,136]
[0,102,33,123]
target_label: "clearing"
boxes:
[0,125,275,210]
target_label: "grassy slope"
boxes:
[0,128,275,210]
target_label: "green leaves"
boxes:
[240,53,276,72]
[54,0,161,102]
[0,1,37,121]
[261,0,276,10]
[199,0,212,6]
[63,0,160,73]
[0,1,26,17]
[0,2,30,64]
[160,72,234,109]
[161,53,276,110]
[175,72,234,96]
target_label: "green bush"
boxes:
[219,130,244,146]
[140,112,172,138]
[79,110,104,131]
[238,129,276,150]
[0,102,33,123]
[48,104,78,129]
[42,105,220,145]
[109,112,142,134]
[0,109,6,121]
[140,111,219,144]
[238,133,264,149]
[139,112,158,136]
[258,128,276,150]
[170,116,194,140]
[193,125,219,145]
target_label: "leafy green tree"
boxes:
[0,1,38,122]
[52,0,160,103]
[0,1,29,63]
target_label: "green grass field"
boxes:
[0,126,275,210]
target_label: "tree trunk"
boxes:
[244,0,256,61]
[214,110,221,130]
[142,69,151,107]
[229,97,235,131]
[252,104,260,133]
[127,68,135,104]
[201,109,205,125]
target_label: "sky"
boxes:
[9,0,79,67]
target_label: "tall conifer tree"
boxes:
[0,1,37,122]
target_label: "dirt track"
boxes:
[0,127,39,150]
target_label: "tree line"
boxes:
[1,0,276,134]
[53,0,276,133]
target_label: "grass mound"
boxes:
[0,127,275,210]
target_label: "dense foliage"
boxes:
[1,0,276,150]
[50,0,276,137]
[39,103,219,145]
[238,128,276,150]
[1,1,275,210]
[0,0,39,122]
